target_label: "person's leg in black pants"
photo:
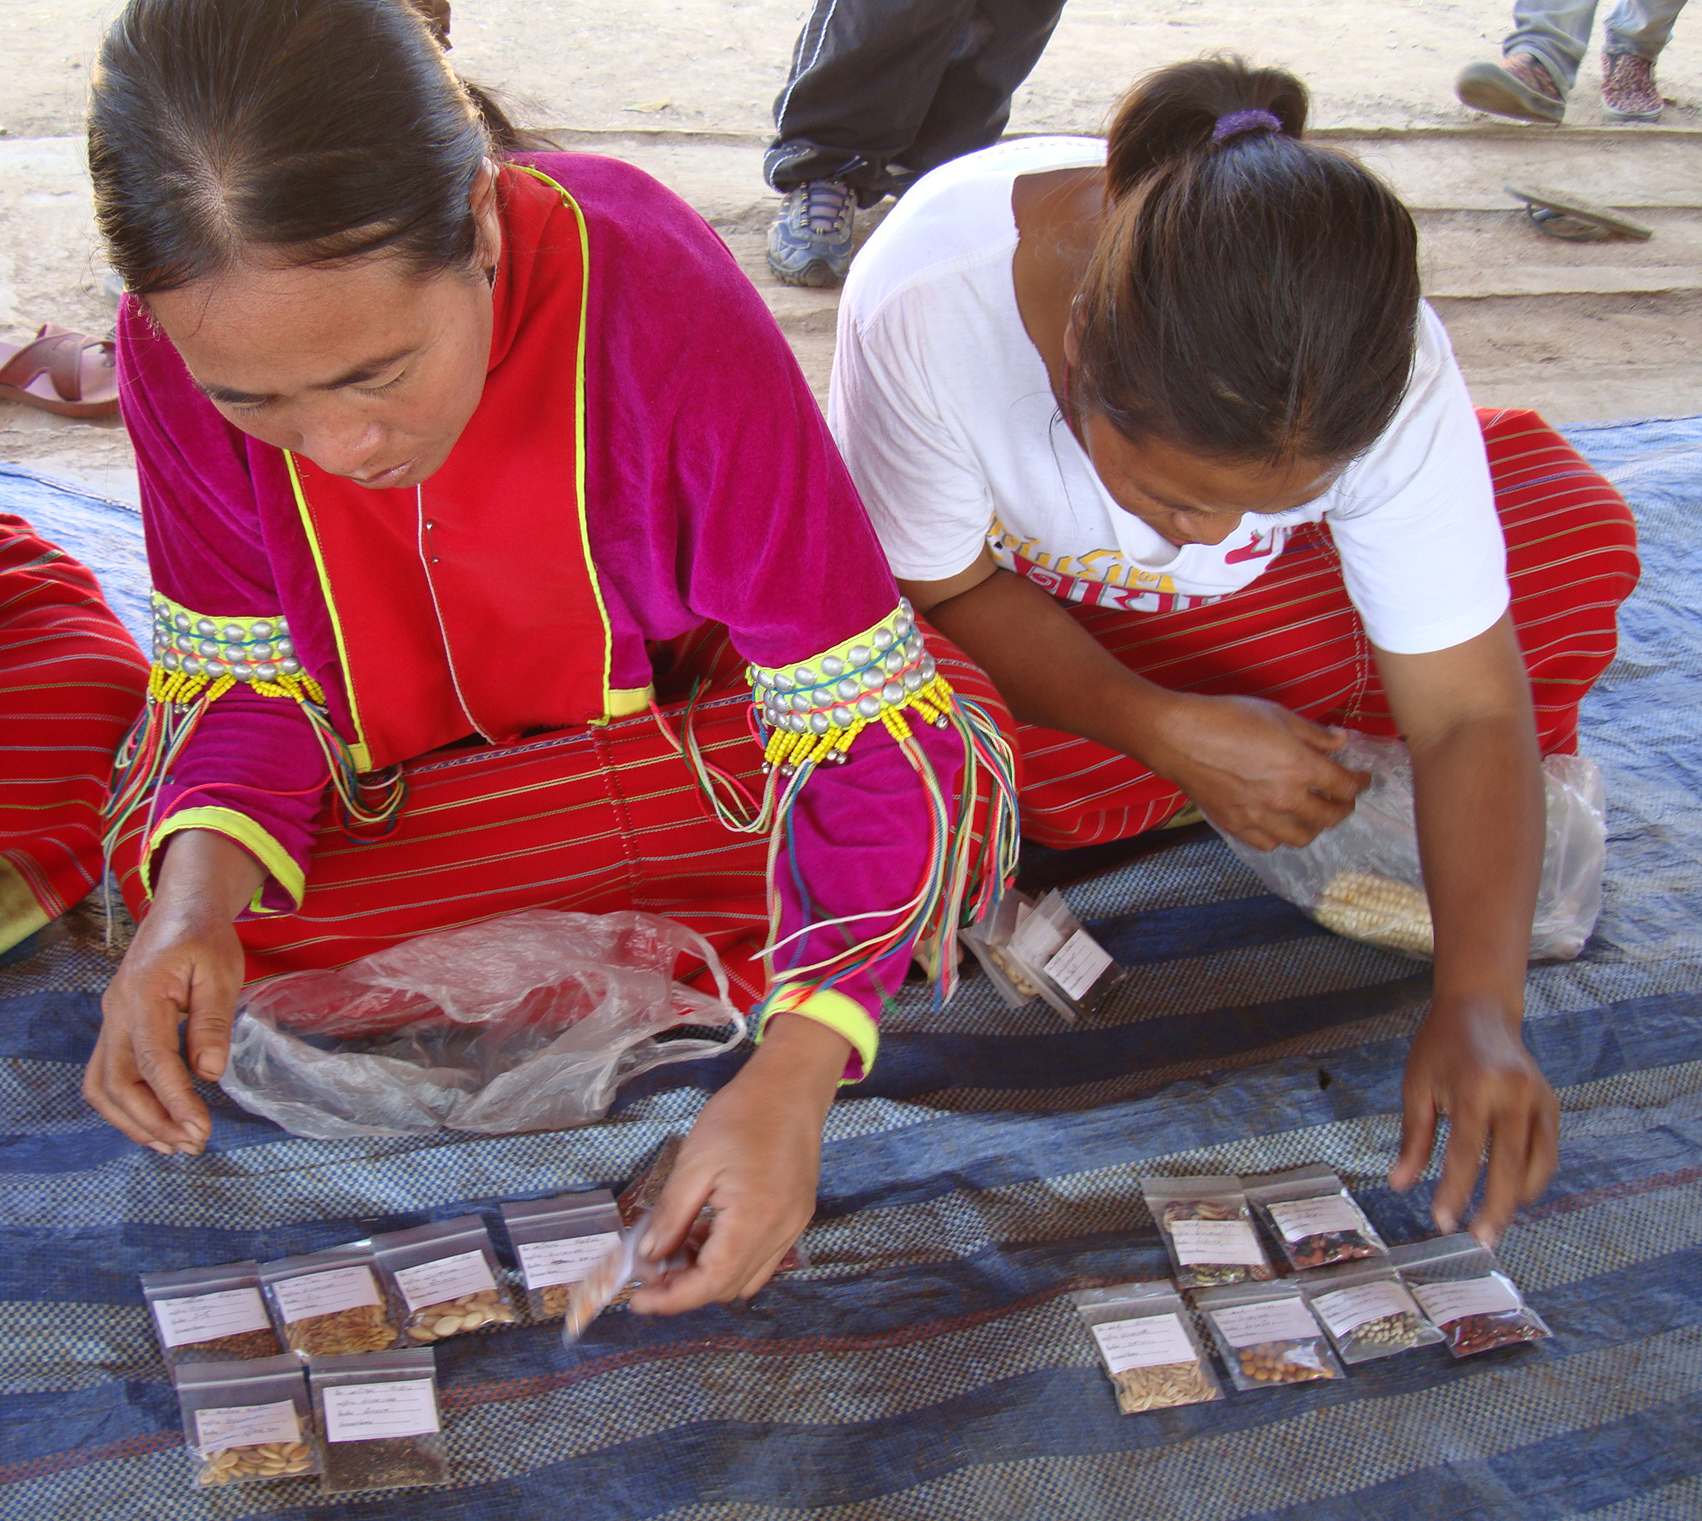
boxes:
[764,0,1065,286]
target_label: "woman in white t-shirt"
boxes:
[830,58,1638,1245]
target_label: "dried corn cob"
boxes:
[1314,870,1433,956]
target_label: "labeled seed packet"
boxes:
[174,1354,319,1488]
[309,1348,448,1494]
[141,1261,284,1368]
[1389,1235,1553,1359]
[370,1216,519,1344]
[961,889,1120,1023]
[260,1242,402,1359]
[1193,1279,1344,1391]
[1072,1280,1222,1415]
[1300,1259,1443,1364]
[1243,1163,1388,1272]
[500,1190,625,1321]
[1142,1175,1276,1291]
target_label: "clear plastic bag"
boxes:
[142,1261,283,1369]
[1194,1279,1344,1390]
[370,1216,520,1344]
[1210,734,1607,961]
[1300,1260,1443,1364]
[310,1348,448,1494]
[260,1243,402,1359]
[1389,1234,1553,1359]
[961,889,1121,1022]
[174,1354,319,1487]
[1142,1175,1276,1291]
[1072,1281,1223,1414]
[220,909,747,1138]
[1243,1163,1387,1273]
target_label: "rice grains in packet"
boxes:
[1243,1163,1388,1272]
[370,1215,520,1344]
[1389,1234,1554,1358]
[174,1354,319,1488]
[1194,1279,1344,1390]
[1072,1281,1222,1414]
[1300,1258,1443,1364]
[260,1242,402,1358]
[142,1261,284,1368]
[500,1189,625,1321]
[1142,1175,1276,1290]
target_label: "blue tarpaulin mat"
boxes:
[1,418,1699,1519]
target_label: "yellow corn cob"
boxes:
[1314,870,1433,956]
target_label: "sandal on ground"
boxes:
[0,323,120,419]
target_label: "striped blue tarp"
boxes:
[2,417,1699,1520]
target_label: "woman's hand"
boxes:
[628,1013,849,1313]
[1144,692,1371,850]
[1389,997,1559,1246]
[82,830,263,1153]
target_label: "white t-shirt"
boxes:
[829,137,1509,655]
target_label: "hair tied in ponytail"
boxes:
[1211,109,1282,143]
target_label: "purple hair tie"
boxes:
[1212,108,1283,143]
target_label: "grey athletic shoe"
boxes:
[1456,52,1566,124]
[766,179,856,288]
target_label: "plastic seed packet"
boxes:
[961,889,1120,1023]
[260,1243,402,1358]
[1300,1259,1443,1364]
[1243,1163,1388,1272]
[370,1215,520,1344]
[141,1261,284,1368]
[1142,1175,1276,1290]
[1072,1281,1222,1414]
[500,1190,625,1321]
[558,1213,695,1345]
[310,1348,448,1494]
[174,1354,319,1488]
[1389,1235,1553,1359]
[1194,1279,1344,1390]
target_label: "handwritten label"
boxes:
[153,1287,270,1348]
[1008,907,1067,970]
[516,1233,623,1291]
[195,1399,302,1452]
[1267,1194,1366,1242]
[1410,1274,1523,1326]
[1044,930,1113,1001]
[1090,1313,1197,1373]
[390,1249,496,1310]
[1312,1281,1420,1340]
[322,1379,440,1443]
[1169,1218,1264,1266]
[1208,1297,1320,1348]
[273,1265,382,1324]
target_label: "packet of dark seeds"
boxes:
[1243,1163,1388,1272]
[500,1190,625,1321]
[174,1354,319,1488]
[310,1348,448,1494]
[1071,1280,1222,1415]
[1194,1279,1344,1391]
[961,889,1119,1022]
[1389,1234,1553,1359]
[1142,1175,1276,1291]
[141,1261,284,1368]
[260,1242,402,1359]
[1300,1258,1443,1364]
[370,1215,520,1344]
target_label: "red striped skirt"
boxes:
[0,514,148,949]
[1017,408,1641,848]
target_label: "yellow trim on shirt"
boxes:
[760,983,880,1084]
[145,806,306,915]
[607,685,655,719]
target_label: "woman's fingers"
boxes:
[1432,1103,1489,1234]
[1472,1105,1534,1247]
[1389,1080,1439,1193]
[1524,1092,1561,1201]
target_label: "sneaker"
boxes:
[1455,52,1566,124]
[1602,52,1663,121]
[766,179,856,288]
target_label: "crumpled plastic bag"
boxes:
[220,909,746,1138]
[1211,733,1607,961]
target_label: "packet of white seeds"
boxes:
[961,889,1120,1022]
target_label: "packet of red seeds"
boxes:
[1388,1234,1553,1359]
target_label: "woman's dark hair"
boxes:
[1073,56,1421,465]
[89,0,529,295]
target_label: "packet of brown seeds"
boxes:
[500,1190,625,1321]
[1072,1281,1222,1414]
[142,1261,284,1369]
[260,1243,402,1358]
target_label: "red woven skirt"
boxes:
[0,514,148,948]
[1017,408,1641,848]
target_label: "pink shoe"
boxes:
[1602,52,1663,121]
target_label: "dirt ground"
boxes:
[2,0,1700,497]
